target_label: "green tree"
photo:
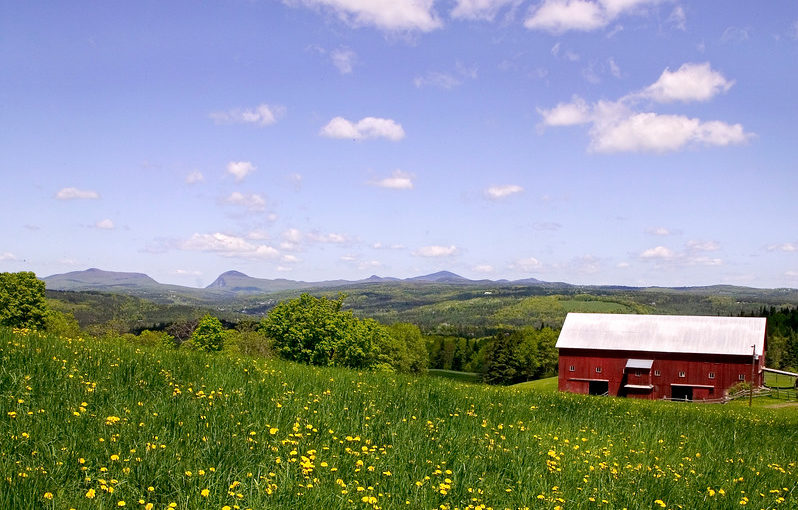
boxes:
[0,271,47,330]
[482,331,524,385]
[385,323,428,373]
[44,310,82,338]
[260,294,424,372]
[260,294,353,366]
[191,315,225,352]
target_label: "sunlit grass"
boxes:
[2,328,797,509]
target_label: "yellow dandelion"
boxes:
[44,492,53,500]
[85,488,96,499]
[201,489,210,497]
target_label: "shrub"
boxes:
[44,310,82,338]
[191,315,225,352]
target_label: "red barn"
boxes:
[556,313,766,401]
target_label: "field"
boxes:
[2,328,798,509]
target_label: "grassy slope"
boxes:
[2,329,797,509]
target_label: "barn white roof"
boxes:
[556,313,766,356]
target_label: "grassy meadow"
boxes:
[2,328,797,510]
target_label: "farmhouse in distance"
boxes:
[556,313,767,401]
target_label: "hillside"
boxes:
[2,328,796,509]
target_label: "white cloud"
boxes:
[224,192,267,212]
[175,269,202,276]
[56,187,100,200]
[451,0,518,21]
[786,270,798,279]
[641,63,734,103]
[226,161,255,181]
[589,111,750,153]
[721,26,750,43]
[283,228,303,243]
[525,0,668,33]
[647,227,672,236]
[308,232,350,243]
[372,242,405,250]
[641,243,724,267]
[551,42,580,61]
[282,254,299,263]
[320,116,405,141]
[0,252,17,261]
[210,103,284,126]
[485,184,524,199]
[767,242,797,252]
[538,96,591,126]
[616,261,630,268]
[414,71,461,89]
[686,240,719,251]
[473,264,495,273]
[288,173,303,191]
[514,256,543,272]
[686,256,723,266]
[667,5,686,31]
[540,66,752,153]
[181,232,279,259]
[95,219,114,230]
[413,245,457,257]
[608,57,621,78]
[370,170,414,189]
[247,230,270,240]
[331,48,356,74]
[185,171,204,184]
[288,0,442,32]
[525,0,606,33]
[640,246,675,259]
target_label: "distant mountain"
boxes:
[44,268,160,290]
[42,268,798,309]
[206,270,330,293]
[407,271,473,283]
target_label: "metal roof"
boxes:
[625,359,654,369]
[556,313,766,356]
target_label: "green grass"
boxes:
[2,328,798,509]
[513,376,559,393]
[426,369,481,384]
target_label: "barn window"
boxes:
[569,365,575,372]
[678,371,686,378]
[738,374,745,381]
[595,367,602,374]
[654,370,661,377]
[708,372,715,379]
[634,370,641,377]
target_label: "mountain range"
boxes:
[41,268,798,307]
[42,268,544,301]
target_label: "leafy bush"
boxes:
[44,309,81,338]
[134,329,177,349]
[0,271,47,329]
[224,329,273,358]
[190,315,225,352]
[260,294,424,372]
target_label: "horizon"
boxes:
[2,2,797,289]
[40,266,796,291]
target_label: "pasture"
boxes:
[2,328,797,509]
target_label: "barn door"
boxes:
[671,386,692,401]
[589,381,609,396]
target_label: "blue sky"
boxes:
[2,1,797,288]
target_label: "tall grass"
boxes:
[1,328,796,509]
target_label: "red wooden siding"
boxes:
[558,348,763,400]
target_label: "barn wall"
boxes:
[558,348,761,400]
